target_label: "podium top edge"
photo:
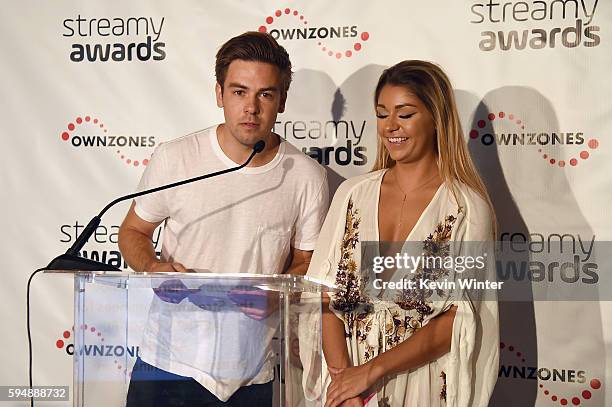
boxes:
[42,270,335,288]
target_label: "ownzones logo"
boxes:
[59,115,156,170]
[470,0,601,51]
[62,15,166,62]
[498,341,603,405]
[257,7,370,60]
[55,325,139,376]
[469,110,600,169]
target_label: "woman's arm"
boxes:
[371,305,457,378]
[324,305,457,407]
[321,293,352,369]
[321,293,365,406]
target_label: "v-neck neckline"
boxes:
[375,168,444,246]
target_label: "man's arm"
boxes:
[237,247,313,320]
[285,247,312,276]
[118,201,187,272]
[289,249,362,406]
[286,249,355,369]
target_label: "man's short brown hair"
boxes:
[215,31,292,96]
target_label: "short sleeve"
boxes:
[134,144,170,223]
[292,171,329,251]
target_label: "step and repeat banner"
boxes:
[1,1,611,406]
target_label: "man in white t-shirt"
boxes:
[118,32,328,406]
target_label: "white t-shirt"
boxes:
[133,125,328,401]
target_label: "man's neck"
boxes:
[216,124,280,167]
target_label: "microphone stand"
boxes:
[45,140,266,271]
[27,140,266,407]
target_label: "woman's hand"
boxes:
[340,397,364,407]
[325,364,378,407]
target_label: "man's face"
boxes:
[215,60,285,148]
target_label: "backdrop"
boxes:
[1,1,610,406]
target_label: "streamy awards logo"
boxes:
[62,14,166,62]
[257,7,370,60]
[274,117,368,167]
[498,232,598,284]
[470,0,601,51]
[469,109,600,169]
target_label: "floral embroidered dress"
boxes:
[301,170,499,407]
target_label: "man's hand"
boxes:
[144,260,188,273]
[285,247,313,276]
[228,289,279,320]
[119,202,178,273]
[226,247,312,320]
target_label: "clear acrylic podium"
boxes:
[45,270,332,407]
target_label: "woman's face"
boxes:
[375,84,437,165]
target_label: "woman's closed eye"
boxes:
[375,113,415,119]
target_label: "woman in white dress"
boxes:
[304,61,499,407]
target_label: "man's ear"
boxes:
[278,94,286,113]
[215,82,223,108]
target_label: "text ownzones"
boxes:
[481,131,584,146]
[69,134,156,148]
[269,26,358,41]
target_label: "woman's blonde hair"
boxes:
[372,60,496,234]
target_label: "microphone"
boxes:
[253,139,265,153]
[45,140,266,271]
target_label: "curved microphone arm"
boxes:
[47,140,265,269]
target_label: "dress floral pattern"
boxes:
[332,198,462,351]
[302,169,499,407]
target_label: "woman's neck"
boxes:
[390,156,441,190]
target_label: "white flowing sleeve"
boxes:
[445,189,499,407]
[298,180,354,402]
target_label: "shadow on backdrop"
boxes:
[460,86,603,406]
[284,65,387,195]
